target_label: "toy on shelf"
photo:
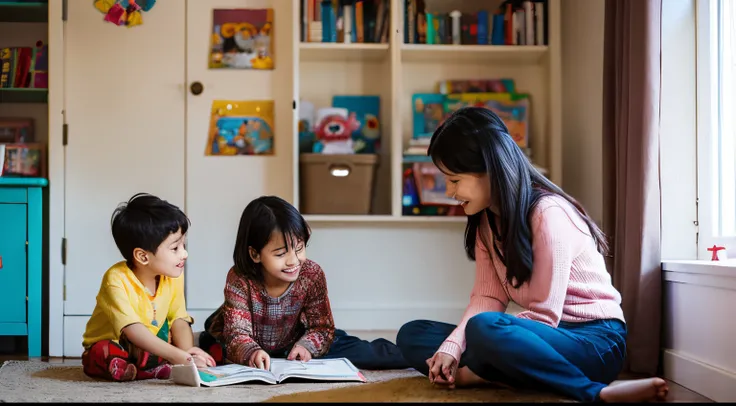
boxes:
[708,245,728,261]
[298,96,382,155]
[332,95,381,154]
[312,108,360,155]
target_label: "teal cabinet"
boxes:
[0,177,47,357]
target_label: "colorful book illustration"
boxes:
[209,9,274,70]
[412,162,457,206]
[172,358,367,387]
[412,93,447,139]
[437,79,515,95]
[444,92,530,148]
[205,100,275,156]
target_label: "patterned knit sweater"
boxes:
[205,259,335,364]
[438,195,626,362]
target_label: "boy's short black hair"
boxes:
[111,193,190,269]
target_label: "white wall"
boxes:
[660,0,698,260]
[560,0,697,258]
[560,0,605,225]
[662,262,736,401]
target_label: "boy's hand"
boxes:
[188,346,215,368]
[172,349,194,366]
[287,345,312,362]
[249,350,271,370]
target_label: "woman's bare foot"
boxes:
[599,377,669,403]
[454,366,486,387]
[454,366,514,389]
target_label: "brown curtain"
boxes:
[602,0,663,376]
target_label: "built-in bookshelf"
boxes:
[0,1,48,23]
[0,1,49,105]
[294,0,560,222]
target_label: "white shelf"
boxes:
[300,43,390,62]
[304,214,466,223]
[400,44,549,64]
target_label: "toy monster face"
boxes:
[319,116,349,141]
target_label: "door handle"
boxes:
[190,82,204,96]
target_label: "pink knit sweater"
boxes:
[438,195,625,362]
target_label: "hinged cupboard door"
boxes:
[63,1,187,316]
[0,203,28,323]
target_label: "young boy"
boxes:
[81,193,215,381]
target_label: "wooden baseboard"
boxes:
[663,349,736,402]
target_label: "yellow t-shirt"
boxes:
[82,261,194,349]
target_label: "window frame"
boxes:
[696,0,736,260]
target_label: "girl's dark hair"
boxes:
[232,196,311,283]
[428,107,607,288]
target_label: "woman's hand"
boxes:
[249,349,271,370]
[287,345,312,362]
[188,346,216,368]
[426,352,458,389]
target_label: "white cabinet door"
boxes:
[184,0,297,310]
[63,1,187,317]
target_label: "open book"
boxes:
[172,358,367,387]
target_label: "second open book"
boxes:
[172,357,367,387]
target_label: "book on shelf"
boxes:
[301,0,390,44]
[404,0,547,46]
[0,41,48,89]
[172,358,367,387]
[404,78,546,176]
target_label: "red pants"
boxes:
[82,337,172,381]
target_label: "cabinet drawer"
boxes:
[0,188,27,204]
[0,203,28,323]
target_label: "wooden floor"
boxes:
[0,353,712,402]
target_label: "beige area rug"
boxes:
[0,360,572,403]
[266,376,573,403]
[0,360,418,402]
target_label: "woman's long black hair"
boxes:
[232,196,311,284]
[429,107,607,288]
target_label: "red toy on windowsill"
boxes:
[707,245,728,261]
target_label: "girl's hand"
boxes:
[426,352,458,389]
[287,345,312,362]
[188,346,216,368]
[249,350,271,370]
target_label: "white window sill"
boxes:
[662,259,736,276]
[662,260,736,290]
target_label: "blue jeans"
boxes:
[319,329,410,370]
[201,329,409,371]
[396,312,627,402]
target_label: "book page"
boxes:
[269,358,365,382]
[198,364,278,386]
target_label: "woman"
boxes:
[396,107,668,403]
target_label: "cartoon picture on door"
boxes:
[205,100,275,156]
[209,8,274,70]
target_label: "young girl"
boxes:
[395,107,669,403]
[199,195,408,371]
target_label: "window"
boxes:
[696,0,736,260]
